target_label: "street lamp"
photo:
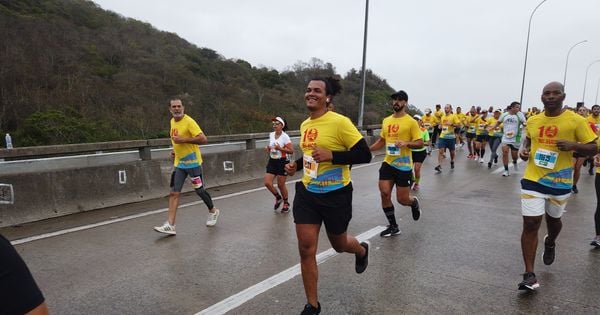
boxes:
[357,0,369,128]
[563,40,587,89]
[582,59,600,104]
[519,0,548,106]
[595,77,600,104]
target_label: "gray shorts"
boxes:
[170,166,205,192]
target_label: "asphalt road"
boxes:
[3,149,600,314]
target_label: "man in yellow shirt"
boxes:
[434,104,462,173]
[370,90,423,237]
[517,82,597,291]
[421,109,438,154]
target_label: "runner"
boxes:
[486,109,503,169]
[421,108,438,155]
[432,104,443,147]
[586,105,600,175]
[490,102,526,177]
[517,81,597,291]
[411,114,430,191]
[369,90,423,237]
[284,77,371,314]
[455,106,467,149]
[433,104,461,173]
[465,106,478,159]
[154,98,220,235]
[474,110,490,163]
[264,116,294,212]
[572,107,598,193]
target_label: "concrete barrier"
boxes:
[0,135,379,227]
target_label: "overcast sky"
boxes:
[93,0,600,112]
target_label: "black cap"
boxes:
[390,90,408,101]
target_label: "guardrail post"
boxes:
[139,147,152,160]
[246,139,256,150]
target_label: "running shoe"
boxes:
[300,302,321,315]
[513,162,518,171]
[542,235,555,265]
[494,156,498,164]
[450,161,455,169]
[488,162,492,169]
[572,185,578,194]
[434,165,442,173]
[274,196,283,210]
[589,167,595,176]
[355,242,369,273]
[467,154,473,159]
[590,235,600,247]
[380,225,401,237]
[154,221,176,235]
[518,272,540,291]
[412,183,420,191]
[479,157,484,163]
[502,170,509,177]
[206,209,220,226]
[281,202,290,213]
[411,197,421,221]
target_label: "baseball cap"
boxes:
[413,114,422,120]
[424,108,432,114]
[390,90,408,101]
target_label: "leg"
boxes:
[449,149,456,163]
[573,157,584,186]
[167,192,180,225]
[502,145,510,167]
[296,224,321,308]
[396,185,414,206]
[544,213,562,246]
[596,174,600,236]
[521,215,543,273]
[413,162,422,184]
[379,180,394,209]
[327,232,365,256]
[276,175,288,200]
[264,173,278,196]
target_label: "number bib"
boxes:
[386,143,400,156]
[270,148,282,159]
[478,123,486,130]
[442,126,449,133]
[303,154,319,178]
[505,131,515,138]
[534,148,558,169]
[468,126,476,133]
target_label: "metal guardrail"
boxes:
[0,125,381,161]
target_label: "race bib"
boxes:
[534,148,558,169]
[386,142,400,156]
[505,131,515,138]
[468,126,476,133]
[270,148,282,159]
[442,126,449,133]
[478,123,486,130]
[424,123,432,131]
[303,154,319,178]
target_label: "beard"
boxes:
[393,104,404,112]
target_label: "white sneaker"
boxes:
[479,157,484,163]
[502,170,509,177]
[154,221,176,235]
[206,209,220,226]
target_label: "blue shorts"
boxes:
[437,138,456,150]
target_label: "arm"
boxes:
[172,133,207,145]
[369,137,386,152]
[556,140,598,156]
[519,137,531,161]
[396,138,424,150]
[274,142,294,154]
[284,156,304,176]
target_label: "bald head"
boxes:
[543,81,564,93]
[541,81,566,113]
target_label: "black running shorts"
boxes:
[0,234,45,315]
[266,158,288,176]
[293,182,353,235]
[411,150,427,163]
[378,162,412,187]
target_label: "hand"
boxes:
[265,145,271,152]
[395,140,408,148]
[274,143,281,151]
[556,140,577,151]
[284,162,297,176]
[311,145,333,162]
[594,154,600,167]
[170,151,175,160]
[519,149,530,161]
[172,135,185,144]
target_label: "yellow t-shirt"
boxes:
[300,111,363,193]
[524,110,597,190]
[587,115,600,135]
[439,114,461,139]
[434,109,444,119]
[171,114,204,168]
[456,113,467,126]
[422,114,438,132]
[466,114,478,133]
[380,114,423,171]
[475,117,489,136]
[486,117,503,137]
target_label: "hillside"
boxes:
[0,0,420,146]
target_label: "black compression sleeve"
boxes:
[331,138,372,165]
[295,156,303,171]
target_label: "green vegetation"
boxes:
[0,0,421,146]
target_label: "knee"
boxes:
[398,196,412,206]
[380,190,391,200]
[298,242,317,259]
[523,218,541,232]
[169,192,180,199]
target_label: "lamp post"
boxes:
[595,77,600,104]
[357,0,369,128]
[519,0,548,106]
[563,40,587,89]
[582,59,600,104]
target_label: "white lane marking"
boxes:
[491,158,525,174]
[10,161,382,245]
[196,225,386,315]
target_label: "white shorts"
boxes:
[521,189,570,218]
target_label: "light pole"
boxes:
[563,40,587,89]
[357,0,369,128]
[582,59,600,104]
[519,0,548,106]
[595,77,600,104]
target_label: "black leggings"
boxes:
[595,174,600,235]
